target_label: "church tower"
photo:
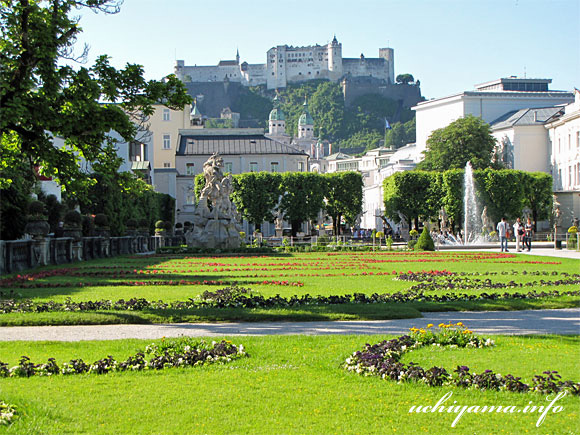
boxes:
[268,95,286,135]
[298,97,314,139]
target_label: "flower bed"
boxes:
[0,401,17,425]
[0,338,246,378]
[0,286,578,314]
[344,323,580,395]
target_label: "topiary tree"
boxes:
[64,210,82,228]
[414,226,435,251]
[94,214,109,228]
[28,200,47,219]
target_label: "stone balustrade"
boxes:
[0,235,184,275]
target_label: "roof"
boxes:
[131,161,151,170]
[490,107,564,130]
[324,152,353,161]
[217,60,237,66]
[177,133,306,156]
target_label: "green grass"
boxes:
[0,334,578,434]
[1,251,578,325]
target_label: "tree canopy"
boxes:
[396,74,414,85]
[0,0,191,194]
[418,115,498,171]
[324,172,363,235]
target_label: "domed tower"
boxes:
[268,95,286,135]
[298,97,314,139]
[190,99,203,127]
[327,35,343,80]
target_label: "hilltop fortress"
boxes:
[174,36,395,89]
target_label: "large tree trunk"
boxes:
[291,220,301,237]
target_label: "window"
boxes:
[225,162,232,173]
[569,134,572,150]
[577,131,580,148]
[249,162,258,172]
[186,163,195,175]
[298,162,305,172]
[162,108,170,121]
[163,134,171,150]
[569,166,573,187]
[164,162,171,168]
[271,162,279,172]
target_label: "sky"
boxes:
[73,0,579,99]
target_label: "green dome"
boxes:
[298,99,314,126]
[298,110,314,126]
[269,107,285,121]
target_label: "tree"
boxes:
[279,173,325,236]
[475,169,525,223]
[396,74,414,85]
[418,115,497,171]
[339,130,383,151]
[231,172,282,231]
[383,171,440,230]
[324,172,363,235]
[384,118,416,149]
[522,172,553,230]
[309,81,344,140]
[0,0,191,195]
[440,169,463,232]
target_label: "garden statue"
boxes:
[185,153,242,249]
[552,195,563,229]
[438,207,448,233]
[481,206,493,234]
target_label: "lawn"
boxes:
[0,251,578,325]
[0,334,578,434]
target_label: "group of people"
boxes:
[352,228,374,240]
[496,217,534,252]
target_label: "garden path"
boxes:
[0,308,578,341]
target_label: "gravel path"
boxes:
[0,308,578,341]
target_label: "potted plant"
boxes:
[94,213,110,237]
[63,210,82,239]
[138,218,149,236]
[155,220,165,236]
[567,225,578,250]
[126,218,138,236]
[24,200,50,239]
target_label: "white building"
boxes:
[546,89,580,227]
[175,37,394,90]
[413,78,574,158]
[489,106,564,172]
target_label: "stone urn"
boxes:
[94,226,111,238]
[63,226,82,240]
[24,219,50,239]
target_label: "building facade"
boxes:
[413,78,574,158]
[174,37,394,90]
[546,89,580,227]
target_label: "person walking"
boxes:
[513,217,524,252]
[524,217,534,251]
[497,217,509,252]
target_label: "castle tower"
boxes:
[298,97,314,139]
[379,47,395,84]
[268,94,286,135]
[328,35,343,80]
[236,48,240,65]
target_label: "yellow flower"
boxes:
[457,322,464,326]
[438,323,445,328]
[427,324,434,328]
[419,329,426,334]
